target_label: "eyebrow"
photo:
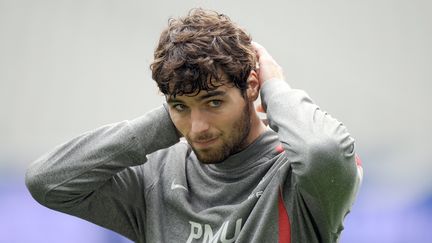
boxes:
[166,90,227,103]
[198,90,226,100]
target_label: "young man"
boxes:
[26,9,362,243]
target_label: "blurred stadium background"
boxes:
[1,0,431,242]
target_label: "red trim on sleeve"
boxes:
[278,190,291,243]
[355,153,362,167]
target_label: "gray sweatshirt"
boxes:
[26,80,362,243]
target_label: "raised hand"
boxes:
[251,41,285,86]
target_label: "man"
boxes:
[26,8,362,243]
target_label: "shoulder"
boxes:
[144,140,191,172]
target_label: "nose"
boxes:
[190,109,210,135]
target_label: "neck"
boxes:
[244,105,267,147]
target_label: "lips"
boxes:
[192,137,218,148]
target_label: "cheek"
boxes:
[214,109,244,131]
[170,113,189,135]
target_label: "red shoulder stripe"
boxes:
[275,144,284,154]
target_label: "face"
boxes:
[167,84,253,164]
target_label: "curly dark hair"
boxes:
[150,8,256,97]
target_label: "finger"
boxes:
[255,103,265,113]
[251,41,274,64]
[251,41,262,70]
[251,41,265,59]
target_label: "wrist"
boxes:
[260,78,289,90]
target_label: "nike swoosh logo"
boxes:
[171,180,188,191]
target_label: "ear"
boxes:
[246,70,260,101]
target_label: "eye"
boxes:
[172,104,187,112]
[208,100,222,108]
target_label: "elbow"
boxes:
[25,162,49,206]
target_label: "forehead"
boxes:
[166,83,238,103]
[165,70,229,95]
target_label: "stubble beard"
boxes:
[191,103,252,164]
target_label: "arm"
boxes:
[253,42,362,237]
[25,105,180,240]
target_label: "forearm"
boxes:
[25,105,179,209]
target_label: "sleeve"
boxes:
[260,80,362,238]
[25,105,180,241]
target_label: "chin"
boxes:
[196,154,224,164]
[194,149,228,164]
